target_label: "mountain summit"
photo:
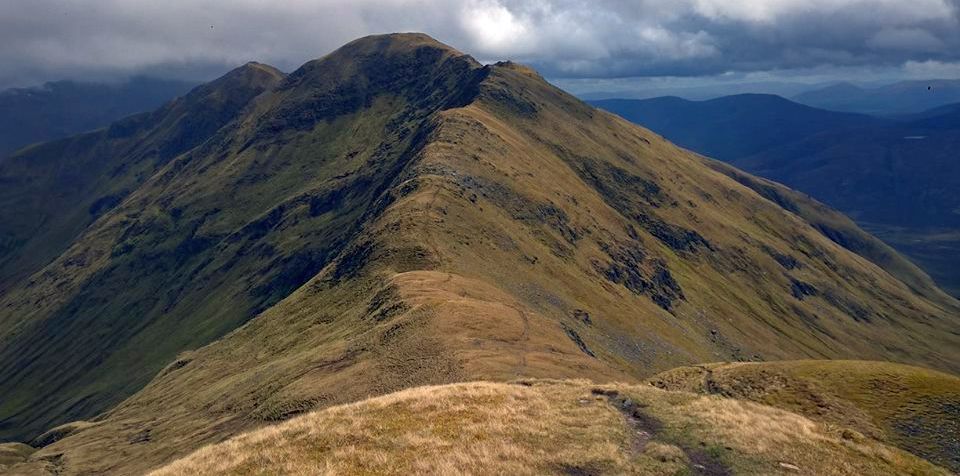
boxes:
[1,34,958,474]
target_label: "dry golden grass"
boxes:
[669,397,922,474]
[0,443,35,467]
[152,381,632,476]
[152,380,949,476]
[649,360,960,472]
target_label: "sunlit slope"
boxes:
[148,380,949,475]
[650,360,960,472]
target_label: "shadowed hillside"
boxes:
[1,34,958,474]
[733,105,960,296]
[0,78,196,157]
[0,62,289,438]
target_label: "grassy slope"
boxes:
[649,360,960,472]
[140,380,948,475]
[0,64,292,441]
[0,33,496,444]
[0,443,35,468]
[591,96,960,299]
[0,63,283,293]
[0,59,439,439]
[705,161,953,304]
[862,223,960,297]
[732,121,960,298]
[4,34,960,474]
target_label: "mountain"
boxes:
[0,62,285,295]
[0,61,287,440]
[0,34,958,474]
[0,77,197,157]
[733,105,960,228]
[793,80,960,115]
[589,95,885,161]
[894,102,960,123]
[591,96,960,297]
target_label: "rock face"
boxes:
[0,33,958,474]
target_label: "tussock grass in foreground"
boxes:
[650,360,960,472]
[152,380,949,475]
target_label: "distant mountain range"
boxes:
[592,95,960,296]
[0,77,197,157]
[573,80,831,102]
[590,95,885,161]
[792,80,960,115]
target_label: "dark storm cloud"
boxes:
[2,0,959,88]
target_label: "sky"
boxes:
[2,0,960,95]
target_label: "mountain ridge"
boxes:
[1,33,958,474]
[148,377,952,475]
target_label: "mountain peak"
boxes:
[238,61,285,78]
[253,33,485,135]
[291,32,478,82]
[201,61,285,94]
[491,60,540,77]
[340,32,468,57]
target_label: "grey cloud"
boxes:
[1,0,959,89]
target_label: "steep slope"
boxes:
[0,63,289,438]
[0,62,284,293]
[2,34,959,474]
[704,162,950,303]
[593,95,960,297]
[145,380,947,475]
[0,33,492,444]
[732,106,960,296]
[0,77,196,158]
[589,95,884,161]
[650,360,960,472]
[734,111,960,229]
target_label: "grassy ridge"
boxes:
[650,360,960,472]
[148,380,948,475]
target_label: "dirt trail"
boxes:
[592,388,732,476]
[591,388,659,456]
[694,365,721,395]
[509,305,530,376]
